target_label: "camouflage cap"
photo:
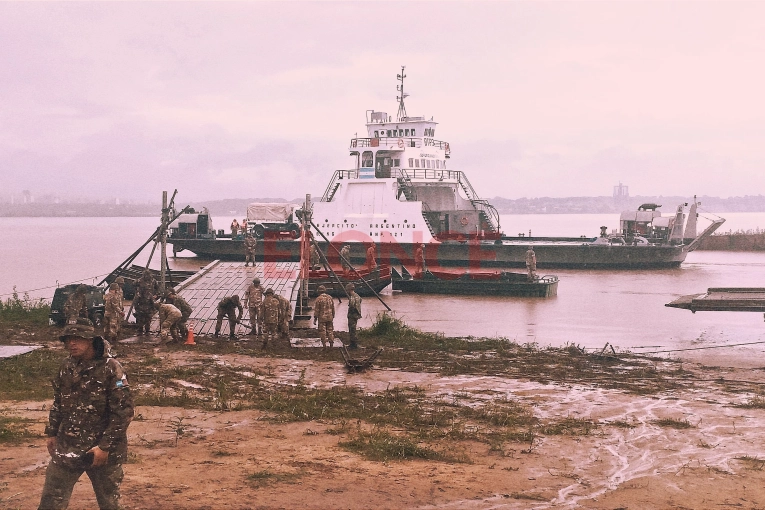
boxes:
[252,277,260,284]
[109,282,119,290]
[317,285,327,293]
[60,318,95,341]
[115,276,125,284]
[265,288,274,295]
[345,283,355,291]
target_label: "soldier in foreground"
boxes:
[157,300,182,344]
[346,283,362,349]
[63,284,88,323]
[102,283,122,343]
[275,292,292,343]
[260,288,280,349]
[39,318,134,510]
[214,295,243,339]
[165,289,192,340]
[313,285,335,348]
[244,277,264,336]
[243,232,257,267]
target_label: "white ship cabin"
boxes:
[313,110,501,245]
[618,203,686,243]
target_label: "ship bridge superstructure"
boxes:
[313,67,500,245]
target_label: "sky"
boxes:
[1,1,764,203]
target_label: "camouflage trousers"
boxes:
[262,322,278,347]
[39,461,123,510]
[248,307,261,335]
[317,320,334,347]
[102,315,120,341]
[245,250,256,265]
[134,311,154,334]
[347,316,359,345]
[160,309,182,343]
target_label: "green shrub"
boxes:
[0,288,50,325]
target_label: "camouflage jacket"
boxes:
[276,295,292,322]
[218,296,243,317]
[173,295,192,319]
[340,246,351,268]
[244,284,264,308]
[243,237,257,252]
[45,341,134,469]
[261,295,281,325]
[158,303,181,322]
[103,291,122,318]
[63,293,88,321]
[347,292,362,319]
[313,293,335,322]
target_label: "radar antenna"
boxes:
[396,66,408,121]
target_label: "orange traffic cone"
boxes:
[184,321,196,345]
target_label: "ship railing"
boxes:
[455,172,501,232]
[395,169,461,180]
[350,137,451,151]
[321,170,357,202]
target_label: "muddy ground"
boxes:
[4,320,765,509]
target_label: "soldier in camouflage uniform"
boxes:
[275,292,292,342]
[260,288,281,349]
[102,283,123,343]
[166,289,192,340]
[63,285,88,323]
[39,318,134,510]
[346,283,362,349]
[309,243,321,270]
[414,244,426,277]
[340,244,352,275]
[157,301,182,344]
[243,277,264,336]
[525,246,537,281]
[313,285,335,348]
[366,243,377,272]
[113,277,125,337]
[243,232,257,267]
[132,274,156,336]
[214,295,243,339]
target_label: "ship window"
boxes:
[414,159,420,168]
[362,151,373,168]
[405,129,410,136]
[393,159,400,166]
[374,130,379,138]
[408,158,414,167]
[435,160,440,169]
[386,130,392,137]
[426,160,431,169]
[411,129,416,136]
[420,159,425,168]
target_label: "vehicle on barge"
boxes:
[168,69,724,269]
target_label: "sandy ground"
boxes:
[5,340,765,509]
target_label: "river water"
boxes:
[2,213,764,357]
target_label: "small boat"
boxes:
[307,264,392,297]
[666,288,765,313]
[392,266,558,297]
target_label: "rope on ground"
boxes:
[0,273,112,298]
[640,339,765,354]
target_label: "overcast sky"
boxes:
[2,1,764,202]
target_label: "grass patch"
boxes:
[539,416,596,436]
[509,492,547,501]
[735,455,765,471]
[246,469,302,488]
[734,395,765,409]
[0,410,40,444]
[0,289,50,326]
[652,417,695,429]
[0,349,64,401]
[339,429,469,463]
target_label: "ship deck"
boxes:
[666,288,765,312]
[152,260,301,336]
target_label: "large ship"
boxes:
[169,69,724,269]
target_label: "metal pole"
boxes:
[160,191,168,296]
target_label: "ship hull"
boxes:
[169,237,688,269]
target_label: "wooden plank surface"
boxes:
[666,288,765,312]
[152,260,301,336]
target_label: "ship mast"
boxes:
[396,66,408,121]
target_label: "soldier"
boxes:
[243,232,257,267]
[39,318,134,510]
[346,283,362,349]
[132,276,156,336]
[275,292,292,342]
[243,277,264,336]
[230,219,239,237]
[136,269,157,297]
[166,289,192,340]
[63,284,88,323]
[365,243,377,272]
[214,295,243,339]
[313,285,335,348]
[526,246,537,281]
[113,277,125,337]
[340,244,352,275]
[157,301,183,344]
[414,243,426,277]
[102,283,122,343]
[260,288,281,349]
[309,243,321,270]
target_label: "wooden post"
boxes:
[160,191,168,295]
[299,194,312,315]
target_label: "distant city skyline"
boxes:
[2,2,764,202]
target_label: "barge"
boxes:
[392,266,558,297]
[169,69,724,269]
